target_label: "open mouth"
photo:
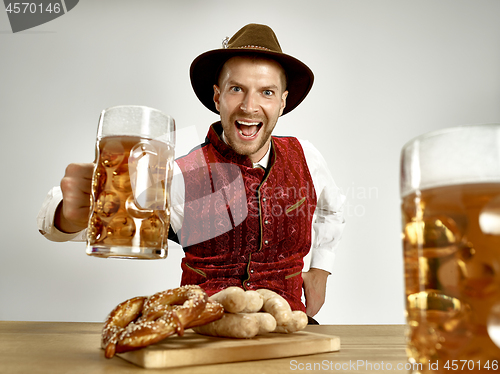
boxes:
[235,120,263,138]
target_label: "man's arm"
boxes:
[299,139,346,315]
[37,163,93,241]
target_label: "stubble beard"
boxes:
[223,118,276,160]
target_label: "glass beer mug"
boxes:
[86,106,175,259]
[400,123,500,372]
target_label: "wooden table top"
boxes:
[0,321,408,373]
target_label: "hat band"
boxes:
[236,45,272,51]
[222,38,273,51]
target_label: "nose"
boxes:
[240,92,258,113]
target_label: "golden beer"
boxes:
[87,135,174,259]
[400,124,500,373]
[402,183,500,372]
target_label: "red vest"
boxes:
[175,123,317,311]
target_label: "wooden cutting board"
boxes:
[117,329,340,369]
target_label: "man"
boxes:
[38,24,345,320]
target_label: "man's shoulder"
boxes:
[272,136,319,154]
[272,135,301,147]
[274,137,328,174]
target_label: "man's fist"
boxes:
[55,163,94,233]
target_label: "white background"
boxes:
[1,0,499,324]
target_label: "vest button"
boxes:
[264,240,269,245]
[250,269,254,274]
[262,197,267,202]
[265,220,269,225]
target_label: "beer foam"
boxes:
[400,123,500,197]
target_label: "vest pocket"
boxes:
[284,270,302,279]
[286,197,306,214]
[185,263,207,278]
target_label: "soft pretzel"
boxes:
[101,296,146,358]
[102,285,210,358]
[185,300,224,329]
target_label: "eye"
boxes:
[230,86,242,93]
[263,90,274,96]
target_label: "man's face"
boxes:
[213,56,288,163]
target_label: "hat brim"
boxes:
[190,48,314,116]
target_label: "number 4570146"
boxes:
[444,360,498,370]
[5,3,61,14]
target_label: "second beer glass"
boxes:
[400,123,500,372]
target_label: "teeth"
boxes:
[236,120,260,137]
[236,121,260,126]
